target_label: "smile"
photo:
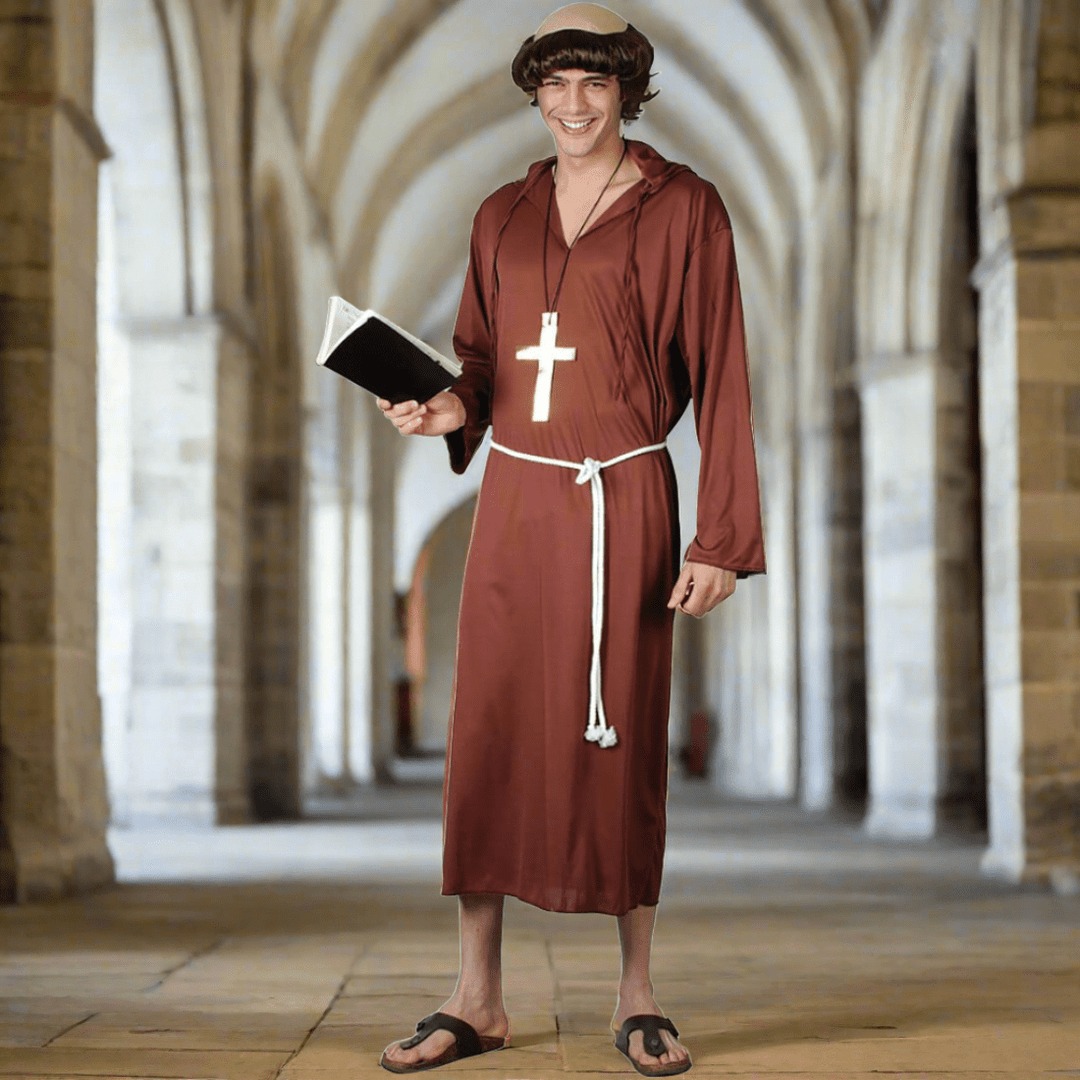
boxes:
[558,118,596,133]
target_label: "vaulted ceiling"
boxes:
[259,0,875,350]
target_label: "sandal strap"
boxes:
[618,1014,680,1058]
[400,1011,481,1057]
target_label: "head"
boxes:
[512,4,658,157]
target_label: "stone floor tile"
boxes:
[351,951,459,977]
[0,1047,289,1078]
[4,784,1080,1080]
[691,1024,1080,1072]
[556,1031,627,1072]
[341,975,456,996]
[320,993,446,1027]
[0,1007,94,1048]
[47,1007,319,1051]
[0,951,196,976]
[0,975,164,996]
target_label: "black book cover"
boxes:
[315,298,461,405]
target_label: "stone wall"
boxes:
[0,1,114,900]
[974,0,1080,886]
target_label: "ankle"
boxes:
[453,979,504,1009]
[618,976,655,997]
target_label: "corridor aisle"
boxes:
[0,778,1077,1079]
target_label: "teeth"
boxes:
[561,119,592,130]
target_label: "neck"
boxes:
[554,135,627,189]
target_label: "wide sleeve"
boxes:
[444,209,496,474]
[675,226,766,578]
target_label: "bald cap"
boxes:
[534,3,629,38]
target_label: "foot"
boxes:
[381,993,509,1068]
[611,984,690,1071]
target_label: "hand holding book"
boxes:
[377,390,466,437]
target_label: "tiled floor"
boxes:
[1,776,1077,1079]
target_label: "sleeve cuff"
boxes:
[683,538,767,578]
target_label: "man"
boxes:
[378,4,765,1075]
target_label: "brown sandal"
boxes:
[614,1014,692,1076]
[380,1011,511,1073]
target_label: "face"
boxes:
[535,68,623,159]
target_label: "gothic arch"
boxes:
[855,0,986,839]
[96,0,223,824]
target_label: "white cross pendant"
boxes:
[515,312,576,422]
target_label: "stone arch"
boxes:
[245,179,304,819]
[855,0,986,839]
[284,0,870,805]
[96,0,249,824]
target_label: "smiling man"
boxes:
[378,4,765,1076]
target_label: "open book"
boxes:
[315,296,462,405]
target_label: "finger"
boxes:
[390,406,424,426]
[396,415,425,434]
[667,565,694,609]
[679,579,718,618]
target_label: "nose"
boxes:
[567,81,587,112]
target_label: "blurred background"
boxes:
[1,0,1078,903]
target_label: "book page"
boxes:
[316,297,369,365]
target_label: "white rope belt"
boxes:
[489,438,669,749]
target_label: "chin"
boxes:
[558,139,601,158]
[550,126,617,158]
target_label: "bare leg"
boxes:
[382,893,509,1066]
[611,902,690,1069]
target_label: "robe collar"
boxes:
[519,139,688,230]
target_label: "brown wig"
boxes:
[511,25,659,122]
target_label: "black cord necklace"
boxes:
[542,139,629,314]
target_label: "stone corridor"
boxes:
[0,778,1077,1079]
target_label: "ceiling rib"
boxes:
[309,0,460,209]
[739,0,834,174]
[281,0,338,144]
[621,1,798,237]
[344,69,524,299]
[339,7,798,301]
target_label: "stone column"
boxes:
[977,182,1080,883]
[304,369,347,790]
[367,412,399,783]
[857,0,985,840]
[859,348,985,838]
[974,0,1080,885]
[0,2,114,900]
[798,181,866,812]
[117,316,252,825]
[346,392,374,782]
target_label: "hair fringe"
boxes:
[511,25,658,122]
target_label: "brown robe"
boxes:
[440,139,765,917]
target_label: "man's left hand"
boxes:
[666,561,737,618]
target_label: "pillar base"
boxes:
[1,835,115,904]
[864,796,935,840]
